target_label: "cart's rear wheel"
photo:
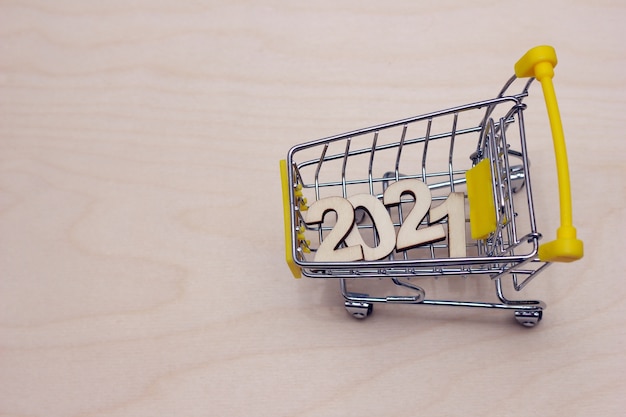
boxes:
[514,310,542,327]
[345,301,373,319]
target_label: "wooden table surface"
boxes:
[1,1,624,416]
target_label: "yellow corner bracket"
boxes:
[466,158,497,240]
[515,46,583,262]
[280,159,302,278]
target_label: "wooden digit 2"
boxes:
[383,179,446,251]
[305,196,364,262]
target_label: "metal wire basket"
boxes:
[280,46,583,326]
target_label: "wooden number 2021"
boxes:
[306,179,467,262]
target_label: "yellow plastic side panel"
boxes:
[466,159,497,240]
[280,159,302,278]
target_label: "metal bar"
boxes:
[292,95,525,154]
[449,112,458,193]
[368,132,378,196]
[296,124,486,171]
[499,116,519,247]
[394,124,408,180]
[341,139,351,198]
[313,143,328,202]
[516,108,539,237]
[303,170,469,190]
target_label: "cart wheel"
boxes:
[345,301,373,319]
[514,310,543,327]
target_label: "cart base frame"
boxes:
[341,274,546,327]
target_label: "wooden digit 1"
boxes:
[344,194,396,261]
[383,179,446,251]
[305,196,364,262]
[429,192,467,258]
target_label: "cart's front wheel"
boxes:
[345,301,373,319]
[514,310,543,327]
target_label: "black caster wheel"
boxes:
[514,310,543,327]
[345,301,373,319]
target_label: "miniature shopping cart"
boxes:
[280,46,583,327]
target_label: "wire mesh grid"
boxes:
[287,93,543,280]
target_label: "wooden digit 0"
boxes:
[305,196,364,262]
[344,194,396,261]
[383,179,446,251]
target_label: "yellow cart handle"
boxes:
[514,45,583,262]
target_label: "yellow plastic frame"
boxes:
[515,45,583,262]
[280,159,302,278]
[466,158,497,240]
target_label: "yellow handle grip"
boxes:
[515,46,583,262]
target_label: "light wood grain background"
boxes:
[1,1,624,416]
